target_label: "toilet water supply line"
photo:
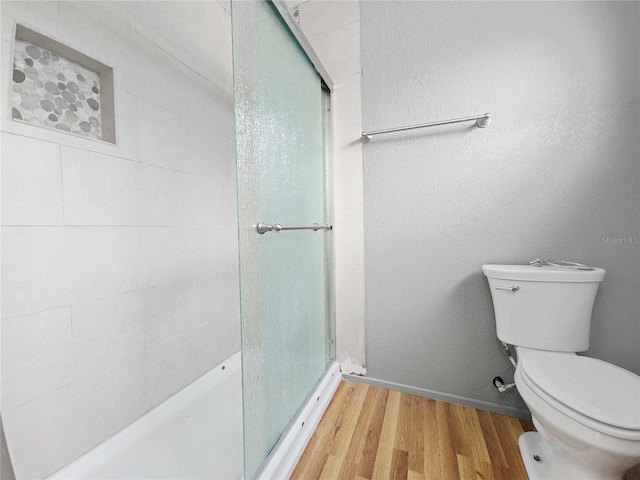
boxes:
[492,343,517,393]
[505,342,518,369]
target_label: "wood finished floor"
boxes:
[292,380,640,480]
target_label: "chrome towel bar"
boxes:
[256,222,332,234]
[361,113,491,143]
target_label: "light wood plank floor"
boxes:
[292,380,640,480]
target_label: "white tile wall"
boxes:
[1,38,12,120]
[56,1,131,68]
[57,1,232,125]
[332,73,362,130]
[335,270,364,319]
[1,2,239,478]
[141,165,200,226]
[71,290,148,378]
[334,222,364,272]
[91,1,137,31]
[198,270,241,320]
[133,2,210,72]
[64,157,237,229]
[3,353,150,480]
[334,173,364,224]
[2,226,147,319]
[1,133,64,225]
[297,0,359,38]
[210,227,241,271]
[111,88,141,161]
[192,176,238,226]
[69,274,242,383]
[61,147,144,226]
[134,1,232,94]
[229,308,242,352]
[117,33,232,129]
[205,2,234,94]
[148,321,226,407]
[0,1,59,42]
[141,226,223,286]
[333,125,363,177]
[143,278,204,347]
[2,385,76,480]
[138,98,230,178]
[67,354,150,457]
[307,22,361,79]
[1,307,73,411]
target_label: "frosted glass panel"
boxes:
[231,1,332,477]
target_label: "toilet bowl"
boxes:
[482,264,640,479]
[514,348,640,480]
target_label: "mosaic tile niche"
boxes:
[11,25,115,143]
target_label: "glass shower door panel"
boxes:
[232,1,330,477]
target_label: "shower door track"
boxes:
[271,0,334,90]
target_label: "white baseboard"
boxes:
[255,361,342,480]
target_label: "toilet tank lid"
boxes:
[482,264,605,282]
[521,352,640,430]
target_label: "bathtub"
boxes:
[48,352,244,480]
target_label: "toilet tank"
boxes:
[482,264,606,352]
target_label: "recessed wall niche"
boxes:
[11,24,116,143]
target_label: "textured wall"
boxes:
[361,1,639,412]
[1,2,238,478]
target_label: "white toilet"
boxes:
[482,263,640,480]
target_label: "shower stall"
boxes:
[0,0,335,478]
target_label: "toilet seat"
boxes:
[519,352,640,440]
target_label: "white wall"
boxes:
[361,1,639,413]
[0,2,238,478]
[296,0,366,374]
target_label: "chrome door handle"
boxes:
[495,285,519,292]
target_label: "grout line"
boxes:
[68,304,78,381]
[301,19,360,41]
[92,2,231,99]
[334,315,365,321]
[59,137,231,180]
[2,381,70,414]
[56,1,61,35]
[1,129,138,163]
[58,143,66,225]
[3,100,232,175]
[0,269,240,322]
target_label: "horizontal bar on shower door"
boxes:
[256,222,333,234]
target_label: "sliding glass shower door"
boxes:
[231,1,334,477]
